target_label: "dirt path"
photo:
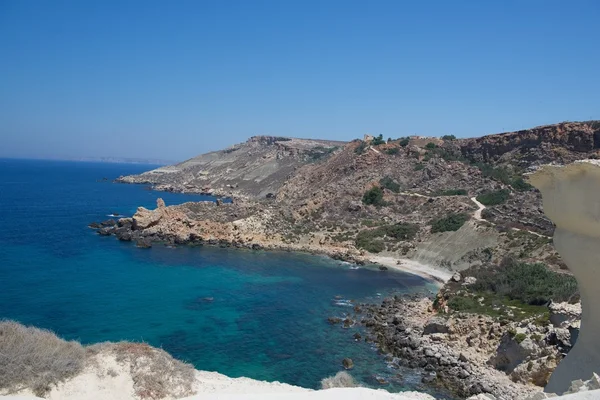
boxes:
[469,196,551,239]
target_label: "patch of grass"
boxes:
[379,176,401,193]
[476,189,510,206]
[431,213,469,233]
[0,320,86,396]
[414,163,425,171]
[362,186,385,206]
[355,223,419,253]
[434,189,467,196]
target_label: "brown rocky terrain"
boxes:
[117,136,346,198]
[94,121,600,399]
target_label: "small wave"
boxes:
[106,214,125,218]
[349,266,360,270]
[333,299,353,307]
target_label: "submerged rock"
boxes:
[342,358,354,370]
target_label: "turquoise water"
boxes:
[0,159,441,394]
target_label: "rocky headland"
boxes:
[87,121,600,399]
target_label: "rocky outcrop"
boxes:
[530,160,600,394]
[116,136,345,198]
[459,122,600,165]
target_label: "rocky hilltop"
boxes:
[106,121,600,275]
[94,121,600,398]
[117,136,346,198]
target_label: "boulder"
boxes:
[342,358,354,369]
[132,207,162,230]
[549,301,581,329]
[423,316,450,334]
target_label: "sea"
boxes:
[0,158,446,396]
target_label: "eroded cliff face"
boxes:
[459,121,600,165]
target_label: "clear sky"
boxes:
[1,0,599,161]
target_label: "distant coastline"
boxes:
[0,156,178,166]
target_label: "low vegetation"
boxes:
[399,137,410,147]
[444,259,579,322]
[441,134,456,141]
[0,321,197,399]
[476,189,510,206]
[434,188,467,196]
[511,177,533,192]
[385,147,399,155]
[355,223,419,253]
[362,186,385,206]
[425,142,437,149]
[430,213,469,233]
[354,141,368,154]
[414,162,424,171]
[379,176,401,193]
[0,320,86,396]
[469,259,578,306]
[89,342,195,399]
[371,134,386,146]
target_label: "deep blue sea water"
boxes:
[0,159,444,395]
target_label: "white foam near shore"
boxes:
[365,255,453,285]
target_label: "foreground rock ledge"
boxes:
[529,160,600,394]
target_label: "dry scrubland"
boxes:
[0,321,195,399]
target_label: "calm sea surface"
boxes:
[0,158,445,395]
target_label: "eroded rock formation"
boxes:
[529,160,600,394]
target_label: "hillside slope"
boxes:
[117,136,346,198]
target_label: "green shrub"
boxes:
[441,135,456,141]
[434,189,467,196]
[476,189,510,206]
[414,163,424,171]
[474,163,512,184]
[399,138,410,147]
[514,333,527,344]
[425,142,437,149]
[385,147,399,155]
[354,141,367,154]
[431,213,469,233]
[379,176,401,193]
[447,296,480,312]
[470,259,579,305]
[355,235,385,253]
[362,186,384,206]
[511,177,533,192]
[355,223,419,252]
[371,134,385,146]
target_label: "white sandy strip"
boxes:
[366,255,453,285]
[181,387,435,400]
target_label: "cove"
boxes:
[0,159,441,394]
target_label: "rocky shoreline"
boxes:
[329,292,580,400]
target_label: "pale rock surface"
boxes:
[529,160,600,394]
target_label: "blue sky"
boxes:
[1,0,599,161]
